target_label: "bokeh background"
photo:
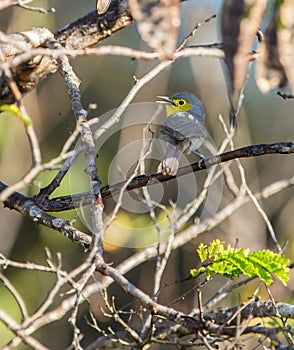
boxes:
[0,0,293,348]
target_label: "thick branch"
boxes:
[0,0,133,104]
[54,0,131,49]
[38,142,294,212]
[0,181,91,245]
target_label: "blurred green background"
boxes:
[0,0,293,348]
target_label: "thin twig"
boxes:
[177,14,217,51]
[220,117,282,253]
[17,0,55,14]
[0,272,29,320]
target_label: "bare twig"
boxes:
[220,119,282,253]
[177,14,217,50]
[17,0,55,14]
[2,44,224,72]
[277,91,294,100]
[0,272,29,320]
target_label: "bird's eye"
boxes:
[178,100,185,106]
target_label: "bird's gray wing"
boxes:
[160,112,207,142]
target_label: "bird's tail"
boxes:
[157,143,181,176]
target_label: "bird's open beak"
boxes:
[156,96,174,105]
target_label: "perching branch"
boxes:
[36,142,294,212]
[0,142,292,247]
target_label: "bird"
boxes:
[157,92,207,176]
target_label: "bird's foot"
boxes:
[192,151,207,169]
[157,161,178,176]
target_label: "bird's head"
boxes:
[157,92,203,118]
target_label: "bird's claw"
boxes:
[198,158,205,169]
[191,150,207,169]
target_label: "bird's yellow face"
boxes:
[166,97,192,116]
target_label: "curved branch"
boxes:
[0,181,91,245]
[39,142,294,212]
[54,0,131,49]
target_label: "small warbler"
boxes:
[157,92,207,176]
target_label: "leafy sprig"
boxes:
[191,240,290,286]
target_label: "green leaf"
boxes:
[0,104,32,127]
[191,240,290,286]
[208,239,223,257]
[197,243,207,261]
[0,104,22,116]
